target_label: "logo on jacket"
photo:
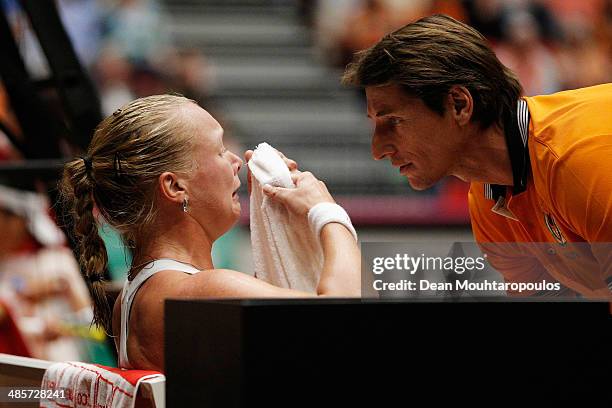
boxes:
[544,213,567,246]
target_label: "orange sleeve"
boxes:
[548,135,612,290]
[468,184,570,296]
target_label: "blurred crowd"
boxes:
[315,0,612,95]
[0,184,114,364]
[1,0,211,116]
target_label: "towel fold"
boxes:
[40,361,164,408]
[249,143,323,292]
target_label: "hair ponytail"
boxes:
[59,157,111,333]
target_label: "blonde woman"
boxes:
[59,95,360,371]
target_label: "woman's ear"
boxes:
[158,172,186,204]
[447,86,473,126]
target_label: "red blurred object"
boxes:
[0,301,31,357]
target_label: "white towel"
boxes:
[40,361,164,408]
[248,143,323,292]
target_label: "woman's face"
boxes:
[185,105,243,238]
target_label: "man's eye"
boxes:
[219,148,228,156]
[388,118,401,126]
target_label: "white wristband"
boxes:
[307,202,358,242]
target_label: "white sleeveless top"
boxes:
[118,259,200,369]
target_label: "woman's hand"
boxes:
[262,171,335,218]
[245,148,332,216]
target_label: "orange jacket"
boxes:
[469,84,612,298]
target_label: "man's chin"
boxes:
[406,176,435,191]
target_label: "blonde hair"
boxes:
[58,94,196,332]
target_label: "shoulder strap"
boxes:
[118,259,200,368]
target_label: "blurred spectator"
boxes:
[527,0,564,42]
[94,48,213,115]
[604,0,612,62]
[328,0,431,67]
[462,0,506,41]
[95,0,171,111]
[57,0,104,70]
[463,0,562,43]
[94,46,135,116]
[429,0,467,21]
[494,10,561,95]
[314,0,359,64]
[555,16,612,89]
[336,0,396,67]
[100,0,171,67]
[320,0,611,93]
[92,0,213,112]
[545,0,605,25]
[0,185,110,363]
[322,0,477,67]
[130,62,168,98]
[170,49,213,105]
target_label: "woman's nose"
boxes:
[232,152,243,173]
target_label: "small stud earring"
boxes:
[182,197,189,213]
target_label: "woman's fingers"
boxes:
[244,150,254,194]
[263,169,334,217]
[275,149,298,171]
[262,184,290,203]
[286,158,298,171]
[246,148,298,195]
[290,171,302,185]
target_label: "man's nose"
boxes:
[371,133,395,161]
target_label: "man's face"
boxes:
[366,84,464,190]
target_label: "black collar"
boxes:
[483,99,531,201]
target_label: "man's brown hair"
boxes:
[342,14,523,129]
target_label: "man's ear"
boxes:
[447,86,473,126]
[158,172,187,204]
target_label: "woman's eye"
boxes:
[219,148,228,156]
